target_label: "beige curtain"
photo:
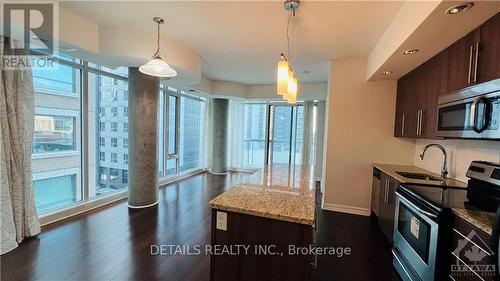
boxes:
[0,37,41,255]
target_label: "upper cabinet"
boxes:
[446,28,480,93]
[477,13,500,84]
[414,60,433,138]
[394,72,416,138]
[447,13,500,93]
[394,13,500,139]
[394,51,448,139]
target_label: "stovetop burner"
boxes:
[398,184,468,212]
[398,161,500,214]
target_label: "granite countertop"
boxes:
[453,208,496,235]
[372,163,467,188]
[209,164,316,225]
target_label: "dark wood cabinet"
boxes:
[371,169,381,217]
[374,170,399,243]
[477,13,500,84]
[394,57,443,139]
[414,60,432,138]
[394,72,416,138]
[210,209,314,281]
[426,50,450,137]
[394,13,499,140]
[446,28,480,93]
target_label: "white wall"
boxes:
[322,59,415,216]
[414,139,500,183]
[246,82,328,101]
[190,76,328,101]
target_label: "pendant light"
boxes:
[277,53,289,96]
[139,17,177,78]
[288,74,298,104]
[276,0,299,104]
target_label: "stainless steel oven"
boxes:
[393,192,439,281]
[437,89,500,139]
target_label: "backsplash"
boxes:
[414,139,500,183]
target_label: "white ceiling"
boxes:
[61,1,404,85]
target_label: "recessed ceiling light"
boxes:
[402,49,419,55]
[381,71,393,76]
[446,3,474,15]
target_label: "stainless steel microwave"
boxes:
[437,84,500,139]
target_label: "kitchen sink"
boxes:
[396,171,442,182]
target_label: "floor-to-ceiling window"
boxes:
[32,58,82,213]
[87,66,129,198]
[179,94,205,173]
[268,104,304,165]
[229,102,307,170]
[243,104,267,167]
[31,53,129,215]
[157,88,206,180]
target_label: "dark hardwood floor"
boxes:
[313,211,401,281]
[1,172,399,281]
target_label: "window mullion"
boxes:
[175,95,180,174]
[81,62,89,201]
[162,90,168,178]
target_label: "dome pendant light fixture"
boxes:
[276,0,299,104]
[139,17,177,78]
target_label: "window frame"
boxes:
[157,87,207,179]
[32,107,79,158]
[111,152,118,163]
[28,53,132,223]
[32,167,80,213]
[111,137,118,147]
[99,152,106,162]
[241,102,268,168]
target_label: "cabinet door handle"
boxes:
[416,110,420,136]
[417,109,424,136]
[385,179,389,203]
[387,184,391,205]
[385,180,387,203]
[387,180,390,204]
[468,45,474,84]
[473,42,479,83]
[384,181,386,203]
[401,113,405,136]
[421,110,425,136]
[382,181,386,203]
[418,110,422,136]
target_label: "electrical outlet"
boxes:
[216,211,227,231]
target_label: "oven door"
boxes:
[437,92,500,139]
[393,193,439,281]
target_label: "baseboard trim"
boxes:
[322,203,371,217]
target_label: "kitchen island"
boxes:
[209,164,319,281]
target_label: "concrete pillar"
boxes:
[210,98,229,174]
[127,68,159,208]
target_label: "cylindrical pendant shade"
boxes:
[277,59,289,96]
[287,75,298,104]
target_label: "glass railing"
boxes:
[243,139,266,167]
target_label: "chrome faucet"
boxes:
[419,144,448,179]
